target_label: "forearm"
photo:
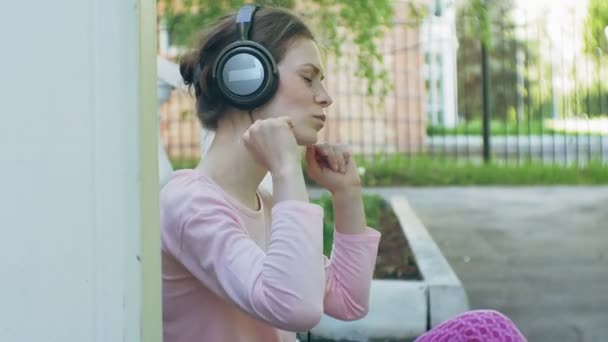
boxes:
[332,187,366,234]
[271,161,309,204]
[323,192,381,319]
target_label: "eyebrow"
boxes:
[300,63,325,81]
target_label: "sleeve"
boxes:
[322,227,381,320]
[162,187,327,332]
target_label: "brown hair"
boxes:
[179,6,315,130]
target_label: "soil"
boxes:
[373,203,422,281]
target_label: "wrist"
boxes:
[270,158,302,178]
[271,158,309,203]
[331,186,366,235]
[331,185,362,199]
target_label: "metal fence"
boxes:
[426,8,608,167]
[159,4,608,169]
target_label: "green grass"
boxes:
[170,153,608,186]
[427,119,548,136]
[353,154,608,186]
[428,117,608,136]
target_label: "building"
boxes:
[156,0,429,161]
[419,0,459,128]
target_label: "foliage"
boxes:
[455,0,541,122]
[158,0,428,99]
[567,82,608,117]
[583,0,608,57]
[300,0,394,98]
[468,0,491,47]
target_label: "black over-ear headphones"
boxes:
[211,4,279,109]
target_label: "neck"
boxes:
[198,114,267,210]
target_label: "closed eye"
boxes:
[301,75,313,84]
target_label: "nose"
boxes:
[314,84,333,108]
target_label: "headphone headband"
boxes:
[235,4,259,41]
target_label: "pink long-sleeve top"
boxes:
[161,169,381,342]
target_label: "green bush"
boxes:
[311,193,385,257]
[566,83,608,117]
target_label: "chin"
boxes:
[295,130,319,146]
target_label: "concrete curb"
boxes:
[389,196,469,328]
[312,281,427,341]
[309,193,469,341]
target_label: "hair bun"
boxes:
[179,51,199,86]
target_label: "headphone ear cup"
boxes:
[212,41,278,109]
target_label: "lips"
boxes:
[313,114,326,122]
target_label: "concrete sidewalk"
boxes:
[359,186,608,342]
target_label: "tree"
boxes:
[159,0,427,98]
[583,0,608,57]
[576,0,608,117]
[456,0,540,121]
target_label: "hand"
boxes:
[305,143,361,193]
[242,117,301,173]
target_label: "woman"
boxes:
[160,4,527,342]
[161,4,380,342]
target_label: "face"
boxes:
[255,38,333,146]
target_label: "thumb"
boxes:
[305,145,322,173]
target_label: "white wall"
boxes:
[420,5,459,128]
[0,1,144,341]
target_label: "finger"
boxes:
[313,145,332,170]
[327,146,340,172]
[320,145,342,172]
[331,144,350,167]
[343,149,352,161]
[310,144,328,169]
[315,143,330,157]
[341,148,351,166]
[316,144,343,172]
[305,145,322,173]
[335,147,346,173]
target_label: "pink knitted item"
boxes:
[414,310,527,342]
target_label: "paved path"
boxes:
[343,186,608,342]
